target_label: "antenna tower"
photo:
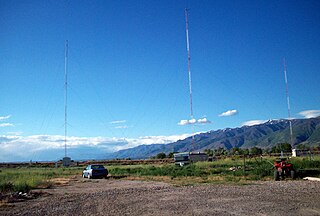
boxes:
[185,9,195,150]
[64,40,68,157]
[283,58,293,149]
[185,9,193,119]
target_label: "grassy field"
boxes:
[1,156,320,192]
[0,167,82,193]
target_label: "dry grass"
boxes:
[49,176,78,186]
[122,174,252,186]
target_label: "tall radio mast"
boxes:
[283,58,293,149]
[64,40,68,158]
[185,9,193,120]
[185,9,195,148]
[62,40,72,167]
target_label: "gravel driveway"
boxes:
[1,178,320,216]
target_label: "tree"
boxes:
[204,149,214,156]
[168,152,177,158]
[271,143,292,153]
[281,143,292,153]
[263,148,271,154]
[311,145,320,152]
[296,144,310,150]
[243,149,250,155]
[250,147,262,155]
[231,147,239,155]
[214,147,227,156]
[156,152,166,159]
[271,145,278,153]
[231,147,244,155]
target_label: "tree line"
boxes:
[151,143,320,159]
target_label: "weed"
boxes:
[0,182,14,193]
[0,167,81,193]
[14,182,31,193]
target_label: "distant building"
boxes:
[189,152,208,162]
[174,152,208,166]
[62,156,71,166]
[292,149,311,157]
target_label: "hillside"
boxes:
[112,117,320,159]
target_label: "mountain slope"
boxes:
[112,117,320,159]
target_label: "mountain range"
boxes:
[111,117,320,159]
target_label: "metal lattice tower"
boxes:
[283,58,293,149]
[185,9,195,150]
[64,40,68,157]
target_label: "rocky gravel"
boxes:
[1,178,320,216]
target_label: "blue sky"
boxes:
[1,0,320,161]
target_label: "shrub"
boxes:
[0,182,14,193]
[156,152,166,159]
[14,182,31,193]
[251,162,273,178]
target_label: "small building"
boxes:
[292,149,311,157]
[174,152,190,166]
[62,156,71,166]
[173,152,208,166]
[189,152,208,162]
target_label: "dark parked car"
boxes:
[82,164,108,179]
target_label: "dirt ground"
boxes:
[1,177,320,216]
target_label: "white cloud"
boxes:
[0,133,193,162]
[0,115,14,127]
[197,118,211,124]
[219,109,238,117]
[0,115,11,121]
[0,135,122,151]
[115,125,129,129]
[110,120,126,124]
[299,110,320,119]
[115,133,192,151]
[241,120,267,127]
[189,118,196,124]
[0,123,14,127]
[6,131,23,136]
[178,119,193,125]
[178,118,211,125]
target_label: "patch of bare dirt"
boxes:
[1,177,320,216]
[50,177,74,186]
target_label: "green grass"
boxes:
[288,156,320,169]
[109,164,211,177]
[1,156,320,192]
[0,167,82,193]
[108,161,246,183]
[108,155,320,184]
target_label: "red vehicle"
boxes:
[274,158,295,181]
